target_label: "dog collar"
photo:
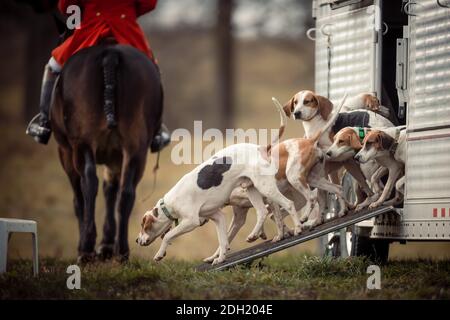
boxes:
[357,127,366,141]
[159,198,178,226]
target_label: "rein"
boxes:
[140,150,161,203]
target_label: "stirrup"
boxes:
[26,114,52,145]
[150,125,171,153]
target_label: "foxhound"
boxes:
[282,90,394,209]
[326,126,406,209]
[354,127,406,208]
[136,101,325,265]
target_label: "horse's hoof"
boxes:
[97,244,114,261]
[115,253,130,264]
[77,252,96,265]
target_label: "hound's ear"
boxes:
[350,132,363,150]
[379,132,394,150]
[143,213,156,230]
[283,97,295,117]
[316,95,334,121]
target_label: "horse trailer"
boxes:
[311,0,450,259]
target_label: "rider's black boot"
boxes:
[150,123,171,153]
[26,65,58,145]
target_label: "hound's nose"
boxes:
[326,151,332,157]
[294,111,302,119]
[135,238,139,244]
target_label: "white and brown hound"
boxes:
[326,126,406,209]
[355,127,406,208]
[282,90,394,209]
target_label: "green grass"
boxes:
[1,256,449,300]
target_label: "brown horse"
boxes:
[51,44,163,262]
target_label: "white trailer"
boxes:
[311,0,450,259]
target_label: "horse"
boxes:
[51,44,163,262]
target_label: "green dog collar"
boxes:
[159,198,178,226]
[358,127,366,141]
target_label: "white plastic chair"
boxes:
[0,218,39,275]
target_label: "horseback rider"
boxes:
[26,0,170,152]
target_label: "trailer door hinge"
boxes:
[396,36,409,119]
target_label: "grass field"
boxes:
[1,256,449,299]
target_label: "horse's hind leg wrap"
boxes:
[102,50,119,128]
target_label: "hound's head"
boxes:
[136,204,172,246]
[354,130,394,163]
[360,93,381,112]
[326,127,363,161]
[283,90,333,122]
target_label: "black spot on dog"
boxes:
[332,111,371,133]
[197,156,232,190]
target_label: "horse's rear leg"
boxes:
[116,151,146,261]
[77,149,99,263]
[98,167,120,260]
[58,147,84,254]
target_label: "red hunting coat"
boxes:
[52,0,157,66]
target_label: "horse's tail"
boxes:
[102,49,120,128]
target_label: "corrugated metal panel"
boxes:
[405,0,450,214]
[408,0,450,130]
[406,135,450,200]
[315,5,379,101]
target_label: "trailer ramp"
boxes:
[197,206,394,271]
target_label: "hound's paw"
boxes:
[246,233,259,243]
[259,232,267,240]
[302,222,314,230]
[203,253,219,263]
[369,202,381,209]
[212,256,225,265]
[293,226,303,236]
[338,210,346,218]
[300,213,309,223]
[346,202,356,211]
[304,218,323,230]
[153,251,166,262]
[355,204,367,212]
[272,234,285,243]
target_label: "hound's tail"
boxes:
[102,49,120,128]
[310,93,348,145]
[266,97,288,152]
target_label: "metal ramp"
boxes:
[196,206,394,271]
